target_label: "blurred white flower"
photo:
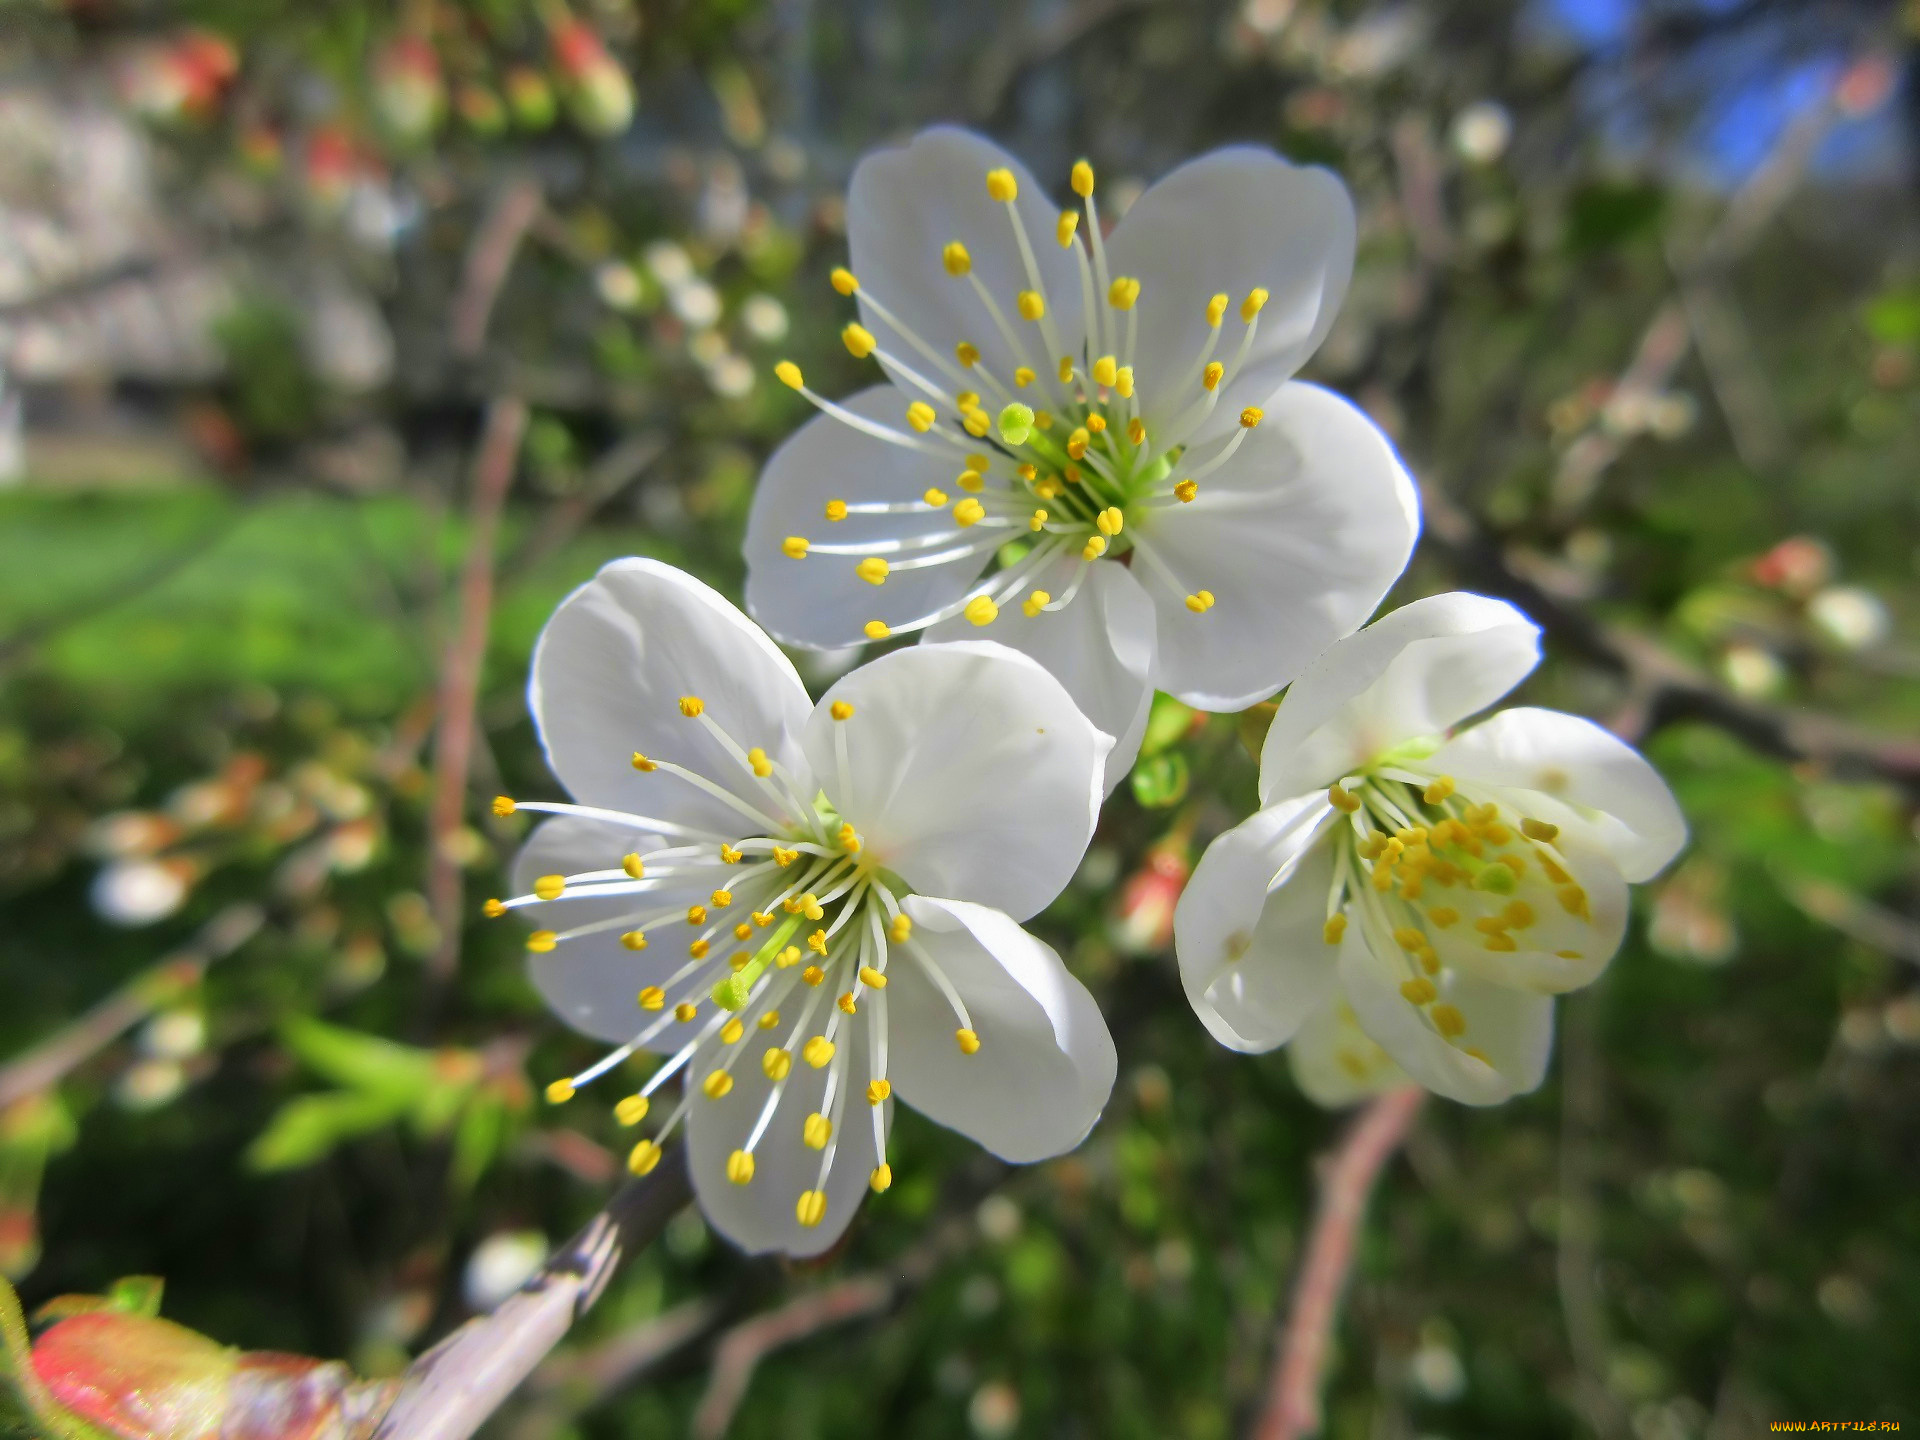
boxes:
[741,293,789,343]
[1808,585,1888,651]
[595,260,643,311]
[1450,102,1513,165]
[707,352,756,399]
[139,1009,207,1061]
[1720,642,1786,698]
[92,858,191,926]
[1410,1340,1467,1400]
[968,1381,1020,1438]
[669,278,722,329]
[462,1230,549,1312]
[644,240,694,288]
[116,1059,186,1110]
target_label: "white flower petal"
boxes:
[745,386,987,649]
[804,643,1108,921]
[1260,592,1541,804]
[685,1023,882,1257]
[1417,828,1629,994]
[1338,930,1555,1105]
[1133,384,1419,712]
[1173,796,1339,1052]
[1428,708,1687,883]
[1286,995,1410,1108]
[1104,147,1355,424]
[847,127,1084,391]
[530,559,815,835]
[888,896,1116,1162]
[923,556,1155,793]
[516,817,777,1042]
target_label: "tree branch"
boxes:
[371,1144,693,1440]
[1251,1084,1426,1440]
[689,1276,896,1440]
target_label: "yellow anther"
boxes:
[957,469,985,491]
[1019,589,1049,618]
[906,401,936,432]
[772,846,798,867]
[1092,355,1118,387]
[830,314,877,359]
[758,1007,780,1027]
[1017,290,1045,322]
[1029,509,1048,532]
[1240,287,1270,320]
[616,853,644,880]
[1474,916,1508,935]
[956,1028,981,1055]
[1521,818,1561,842]
[675,1001,698,1022]
[870,1164,893,1193]
[1427,907,1460,929]
[781,535,809,560]
[702,1070,733,1099]
[726,1149,755,1184]
[688,939,710,960]
[1108,276,1141,310]
[1082,535,1108,561]
[859,965,888,989]
[954,497,987,526]
[804,1112,833,1148]
[1086,414,1107,434]
[986,167,1018,202]
[822,500,849,526]
[830,266,859,295]
[1127,417,1146,445]
[623,931,651,953]
[492,795,517,817]
[751,911,773,928]
[1483,823,1513,845]
[943,241,972,276]
[483,898,506,919]
[763,1047,792,1079]
[1096,506,1124,536]
[710,889,733,908]
[679,695,704,718]
[533,873,565,901]
[856,557,890,585]
[1430,1004,1467,1037]
[838,821,862,853]
[956,341,981,367]
[1239,406,1265,429]
[965,595,1000,626]
[635,985,665,1011]
[630,752,657,773]
[1423,775,1457,804]
[720,1018,745,1045]
[1056,355,1073,385]
[1056,210,1079,246]
[687,904,708,926]
[963,408,992,438]
[804,1036,836,1068]
[1399,978,1438,1005]
[801,964,824,986]
[1484,933,1519,952]
[1013,365,1034,387]
[775,360,804,390]
[627,1140,662,1176]
[1066,428,1089,460]
[1172,478,1198,503]
[868,1078,892,1104]
[830,699,856,721]
[1463,1046,1493,1067]
[1393,926,1427,950]
[615,1095,650,1126]
[888,913,912,942]
[919,487,948,509]
[546,1079,575,1105]
[1116,366,1134,398]
[527,931,557,953]
[1323,913,1348,945]
[864,621,891,641]
[1202,361,1224,392]
[807,929,828,955]
[1034,477,1062,499]
[1395,827,1429,846]
[1558,885,1591,918]
[796,1189,827,1228]
[1071,159,1095,197]
[1206,293,1229,327]
[837,992,858,1015]
[1503,901,1536,929]
[1419,949,1442,974]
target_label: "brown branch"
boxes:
[426,396,528,984]
[0,904,261,1110]
[370,1144,693,1440]
[451,177,545,358]
[1251,1084,1426,1440]
[689,1276,896,1440]
[1557,989,1630,1440]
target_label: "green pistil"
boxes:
[711,911,804,1010]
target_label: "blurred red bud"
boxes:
[1114,839,1191,955]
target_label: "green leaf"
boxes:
[246,1091,410,1172]
[280,1018,439,1100]
[102,1279,163,1319]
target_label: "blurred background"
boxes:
[1,0,1916,1435]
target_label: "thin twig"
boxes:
[1557,989,1629,1440]
[510,1297,722,1439]
[1251,1084,1426,1440]
[426,397,528,984]
[0,904,261,1110]
[370,1144,694,1440]
[451,177,545,358]
[689,1276,896,1440]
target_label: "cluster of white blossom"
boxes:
[499,129,1683,1256]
